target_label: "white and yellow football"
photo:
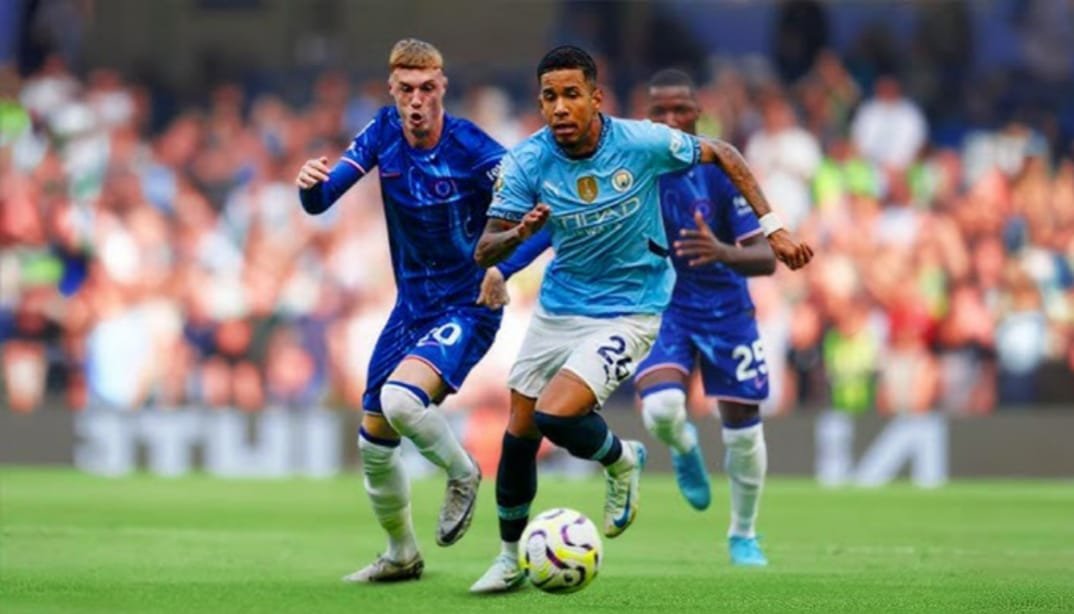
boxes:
[518,508,603,594]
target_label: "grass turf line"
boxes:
[1,468,1072,613]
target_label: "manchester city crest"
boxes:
[577,176,598,203]
[612,169,634,192]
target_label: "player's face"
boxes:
[648,86,699,135]
[539,68,602,153]
[389,67,447,139]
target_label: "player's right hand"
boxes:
[296,156,330,189]
[768,229,814,270]
[476,266,510,310]
[675,210,730,267]
[517,203,551,241]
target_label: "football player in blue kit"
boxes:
[634,69,777,567]
[296,39,535,584]
[468,47,811,593]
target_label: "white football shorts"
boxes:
[507,307,661,405]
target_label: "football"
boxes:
[518,508,603,594]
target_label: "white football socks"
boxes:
[381,384,475,480]
[358,434,419,562]
[722,422,767,539]
[605,436,637,476]
[641,387,696,454]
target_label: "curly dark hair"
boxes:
[537,45,597,86]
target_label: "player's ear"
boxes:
[592,86,603,110]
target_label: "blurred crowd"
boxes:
[2,39,1073,418]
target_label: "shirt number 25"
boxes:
[732,340,767,382]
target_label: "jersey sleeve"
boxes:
[715,173,763,242]
[486,151,536,222]
[298,160,363,215]
[639,120,701,175]
[298,115,382,215]
[341,114,382,175]
[496,227,552,279]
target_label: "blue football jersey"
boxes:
[488,116,699,317]
[659,166,762,320]
[341,106,505,311]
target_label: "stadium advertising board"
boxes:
[2,408,1070,481]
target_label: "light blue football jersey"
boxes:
[488,115,700,317]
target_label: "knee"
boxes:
[532,410,553,436]
[721,418,764,455]
[641,386,687,425]
[719,401,760,428]
[360,411,398,441]
[507,405,540,439]
[532,410,569,439]
[379,381,430,432]
[358,430,399,470]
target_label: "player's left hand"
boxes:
[767,229,814,270]
[517,203,552,241]
[674,210,730,267]
[476,266,510,310]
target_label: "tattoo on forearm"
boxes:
[475,220,521,267]
[712,141,772,218]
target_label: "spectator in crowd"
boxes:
[823,298,880,414]
[994,265,1049,405]
[934,284,996,414]
[850,74,927,172]
[2,18,1074,419]
[745,93,822,230]
[876,280,939,415]
[783,300,828,411]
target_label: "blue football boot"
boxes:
[671,423,711,510]
[728,536,768,567]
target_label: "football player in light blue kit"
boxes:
[635,69,777,567]
[296,39,533,584]
[469,47,812,593]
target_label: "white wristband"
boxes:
[758,212,783,237]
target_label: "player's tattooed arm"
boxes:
[674,211,776,275]
[474,218,524,267]
[697,139,814,270]
[698,140,773,217]
[474,204,551,267]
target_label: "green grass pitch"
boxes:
[2,468,1072,613]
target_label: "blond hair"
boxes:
[389,39,444,71]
